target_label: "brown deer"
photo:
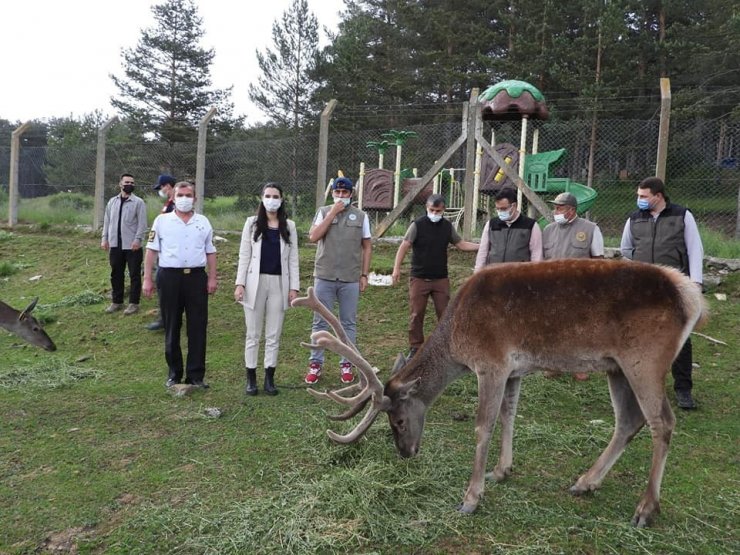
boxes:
[0,298,57,351]
[293,258,708,527]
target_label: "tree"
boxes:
[248,0,320,130]
[110,0,239,143]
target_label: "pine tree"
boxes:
[248,0,320,130]
[110,0,238,143]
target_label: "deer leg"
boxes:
[487,376,522,482]
[630,391,674,527]
[459,371,507,514]
[570,370,646,495]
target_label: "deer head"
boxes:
[0,298,57,351]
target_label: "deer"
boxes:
[0,298,57,351]
[293,258,708,527]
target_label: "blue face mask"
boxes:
[497,209,512,221]
[637,198,651,211]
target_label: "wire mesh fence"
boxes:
[1,110,738,240]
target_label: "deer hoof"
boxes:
[569,482,596,496]
[486,466,512,482]
[631,499,659,528]
[457,502,478,515]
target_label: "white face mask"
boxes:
[263,198,282,212]
[497,209,512,221]
[554,213,569,225]
[427,212,442,223]
[334,196,351,207]
[175,196,194,213]
[158,189,168,199]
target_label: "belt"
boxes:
[161,267,205,274]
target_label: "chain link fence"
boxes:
[1,110,738,240]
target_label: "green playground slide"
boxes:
[523,149,597,213]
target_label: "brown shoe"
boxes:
[573,372,590,381]
[123,303,139,315]
[105,303,123,313]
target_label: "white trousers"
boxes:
[244,274,285,368]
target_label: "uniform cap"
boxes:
[547,192,578,207]
[153,174,176,190]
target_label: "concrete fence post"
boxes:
[8,122,32,227]
[196,107,217,214]
[93,117,118,231]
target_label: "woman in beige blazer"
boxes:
[234,183,300,395]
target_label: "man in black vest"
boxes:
[392,194,478,357]
[620,176,704,410]
[474,188,542,272]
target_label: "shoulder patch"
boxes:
[148,230,156,242]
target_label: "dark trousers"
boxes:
[672,338,693,393]
[157,268,209,383]
[408,277,450,349]
[109,247,143,304]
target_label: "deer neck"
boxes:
[394,319,469,406]
[0,301,19,332]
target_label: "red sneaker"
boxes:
[305,361,322,384]
[340,362,354,384]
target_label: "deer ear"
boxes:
[397,377,421,400]
[20,297,39,320]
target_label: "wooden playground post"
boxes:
[517,115,529,208]
[8,121,31,228]
[656,78,671,181]
[316,99,337,211]
[357,162,366,210]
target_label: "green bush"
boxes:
[48,192,93,211]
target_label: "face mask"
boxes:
[497,209,511,221]
[122,185,135,194]
[427,212,442,223]
[637,198,651,211]
[554,213,569,225]
[175,197,194,213]
[158,189,168,199]
[334,196,351,207]
[263,198,282,212]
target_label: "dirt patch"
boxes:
[38,526,94,554]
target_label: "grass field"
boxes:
[0,227,738,554]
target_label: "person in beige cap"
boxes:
[542,191,604,381]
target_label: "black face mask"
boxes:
[122,185,135,194]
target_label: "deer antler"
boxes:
[292,287,391,443]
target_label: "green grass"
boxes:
[0,227,738,554]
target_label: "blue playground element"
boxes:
[524,148,597,213]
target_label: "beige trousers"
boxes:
[244,274,285,368]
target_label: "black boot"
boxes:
[245,368,258,396]
[264,367,278,396]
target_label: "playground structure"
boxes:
[353,80,598,231]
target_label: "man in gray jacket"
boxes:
[542,192,604,381]
[101,173,148,315]
[620,176,704,410]
[305,176,372,385]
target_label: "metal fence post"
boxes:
[93,117,118,231]
[316,99,337,211]
[196,107,217,214]
[8,121,32,227]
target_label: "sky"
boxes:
[0,0,345,124]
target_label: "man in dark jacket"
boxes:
[392,194,478,358]
[620,176,704,410]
